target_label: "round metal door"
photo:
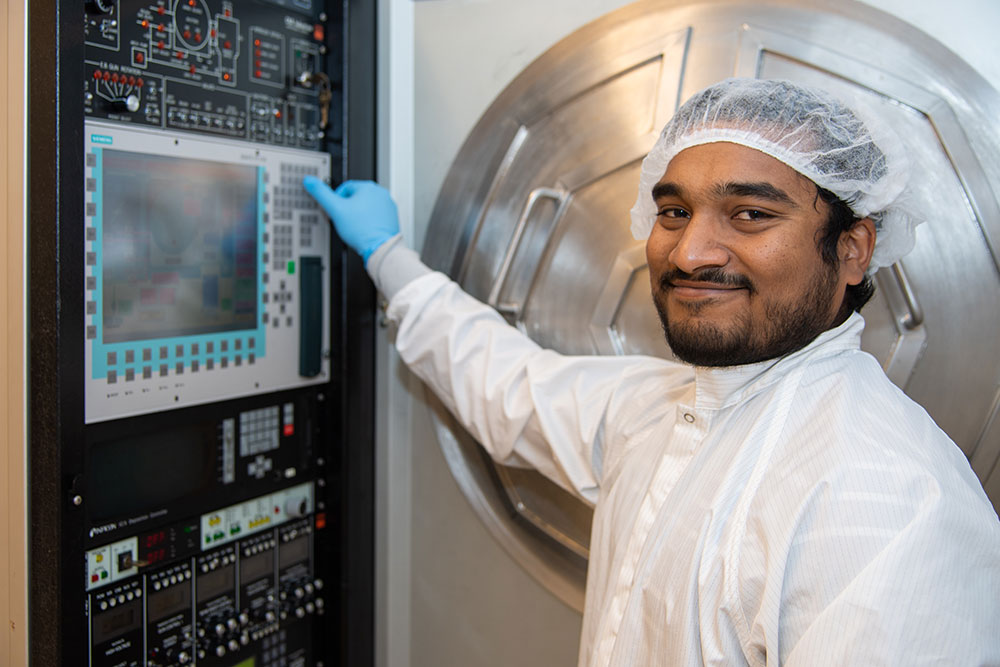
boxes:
[421,0,1000,611]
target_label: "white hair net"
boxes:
[630,78,920,271]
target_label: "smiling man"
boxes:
[305,78,1000,665]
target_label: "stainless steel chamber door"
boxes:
[421,0,1000,610]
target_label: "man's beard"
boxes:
[653,264,841,367]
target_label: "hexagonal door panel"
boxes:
[422,0,1000,610]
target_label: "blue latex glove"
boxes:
[303,176,399,263]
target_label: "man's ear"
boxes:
[839,218,877,285]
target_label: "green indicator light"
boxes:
[287,260,295,274]
[184,525,194,533]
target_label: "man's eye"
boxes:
[734,209,773,221]
[657,207,689,219]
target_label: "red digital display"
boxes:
[140,530,170,566]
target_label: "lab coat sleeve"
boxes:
[383,268,675,505]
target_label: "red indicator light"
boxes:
[91,574,99,583]
[313,24,324,42]
[274,110,282,119]
[283,423,294,437]
[223,40,231,49]
[128,75,136,86]
[188,0,195,5]
[177,51,184,59]
[93,69,101,79]
[274,506,280,514]
[223,72,231,81]
[254,49,261,57]
[189,64,196,74]
[195,33,202,42]
[134,52,144,64]
[255,70,262,78]
[157,40,165,49]
[102,71,111,81]
[253,39,260,47]
[111,72,119,83]
[141,19,149,29]
[254,60,261,68]
[137,78,144,87]
[183,30,190,39]
[224,8,231,16]
[157,23,164,32]
[157,5,165,14]
[210,29,216,37]
[315,513,326,530]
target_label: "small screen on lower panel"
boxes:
[100,149,259,343]
[279,535,309,569]
[196,564,234,604]
[92,599,142,645]
[241,550,274,585]
[148,582,192,623]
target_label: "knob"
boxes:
[109,94,140,113]
[305,602,315,614]
[239,612,250,625]
[215,645,226,658]
[87,0,114,13]
[178,652,191,664]
[294,587,304,599]
[228,639,240,652]
[304,582,314,595]
[215,623,226,637]
[241,632,250,646]
[315,597,324,610]
[295,606,306,618]
[265,611,277,623]
[226,618,238,632]
[284,497,308,517]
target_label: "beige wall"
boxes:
[0,0,28,665]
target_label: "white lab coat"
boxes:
[383,264,1000,666]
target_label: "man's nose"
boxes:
[667,214,728,273]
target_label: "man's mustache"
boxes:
[659,267,756,294]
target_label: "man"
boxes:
[305,79,1000,665]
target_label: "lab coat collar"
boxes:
[692,312,866,410]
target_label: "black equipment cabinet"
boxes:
[28,0,376,664]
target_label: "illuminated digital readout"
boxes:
[100,149,259,343]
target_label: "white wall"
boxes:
[377,2,1000,666]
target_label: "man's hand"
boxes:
[303,176,399,263]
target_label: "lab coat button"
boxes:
[683,413,695,423]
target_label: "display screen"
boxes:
[100,150,259,343]
[197,564,234,604]
[89,421,217,522]
[92,599,141,644]
[240,549,274,585]
[148,582,192,623]
[279,535,309,568]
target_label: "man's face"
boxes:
[646,142,851,367]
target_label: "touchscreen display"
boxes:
[101,150,259,343]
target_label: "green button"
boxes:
[287,260,295,274]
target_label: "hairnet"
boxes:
[630,78,919,271]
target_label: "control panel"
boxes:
[83,393,329,666]
[84,121,331,423]
[70,0,351,665]
[84,0,336,151]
